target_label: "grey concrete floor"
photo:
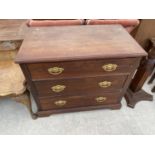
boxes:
[0,76,155,135]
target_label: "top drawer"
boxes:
[27,58,139,80]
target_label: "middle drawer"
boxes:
[34,75,127,97]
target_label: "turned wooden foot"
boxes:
[125,88,153,108]
[110,104,122,110]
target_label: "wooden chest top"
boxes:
[15,25,147,63]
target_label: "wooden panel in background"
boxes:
[134,19,155,49]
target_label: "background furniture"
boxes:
[0,19,153,119]
[0,20,37,119]
[148,38,155,92]
[15,25,146,118]
[125,38,155,108]
[125,21,155,108]
[133,20,155,48]
[86,19,140,33]
[27,19,140,33]
[149,72,155,92]
[27,19,85,27]
[0,20,27,40]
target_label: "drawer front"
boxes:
[27,58,138,80]
[34,75,127,97]
[38,92,120,111]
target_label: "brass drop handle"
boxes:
[54,100,67,106]
[96,97,107,103]
[98,81,112,88]
[48,67,64,75]
[51,85,66,93]
[102,64,118,72]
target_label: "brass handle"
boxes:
[51,85,66,93]
[54,100,67,106]
[48,67,64,75]
[96,97,107,103]
[102,64,118,72]
[98,81,112,88]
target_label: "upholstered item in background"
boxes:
[27,19,85,27]
[27,19,140,33]
[86,19,140,33]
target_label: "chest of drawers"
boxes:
[15,25,147,117]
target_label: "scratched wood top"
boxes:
[0,19,27,41]
[15,25,147,63]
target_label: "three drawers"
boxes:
[25,58,139,111]
[15,25,146,117]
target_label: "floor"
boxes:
[0,76,155,135]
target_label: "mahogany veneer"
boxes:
[15,25,147,118]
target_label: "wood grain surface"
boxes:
[27,58,138,80]
[14,24,146,117]
[0,19,27,41]
[15,25,147,63]
[38,92,120,111]
[34,75,127,97]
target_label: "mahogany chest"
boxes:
[15,25,147,117]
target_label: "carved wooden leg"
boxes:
[125,88,153,108]
[125,38,155,108]
[12,90,38,119]
[125,60,153,108]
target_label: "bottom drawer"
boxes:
[38,92,121,111]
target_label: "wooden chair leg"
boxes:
[12,90,38,119]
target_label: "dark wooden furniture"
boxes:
[148,38,155,92]
[125,38,155,107]
[149,70,155,92]
[150,72,155,92]
[152,85,155,92]
[15,25,146,118]
[133,20,155,49]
